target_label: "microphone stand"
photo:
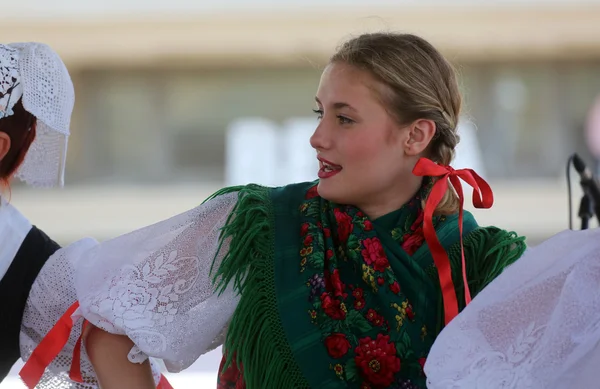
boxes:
[578,191,594,230]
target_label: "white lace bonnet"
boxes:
[0,42,74,187]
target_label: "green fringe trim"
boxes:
[208,184,309,389]
[203,184,249,282]
[458,227,526,296]
[437,227,526,331]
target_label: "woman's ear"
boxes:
[404,119,436,156]
[0,132,11,161]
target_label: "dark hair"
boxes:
[0,99,37,185]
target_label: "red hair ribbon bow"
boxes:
[20,301,174,389]
[412,157,494,325]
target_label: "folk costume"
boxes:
[21,159,525,389]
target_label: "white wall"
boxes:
[2,0,597,19]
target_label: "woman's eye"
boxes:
[337,116,354,125]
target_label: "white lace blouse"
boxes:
[19,192,241,388]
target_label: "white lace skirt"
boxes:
[425,227,600,389]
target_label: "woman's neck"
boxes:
[357,176,423,220]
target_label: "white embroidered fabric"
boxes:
[20,192,240,388]
[0,197,32,281]
[425,228,600,389]
[1,42,74,187]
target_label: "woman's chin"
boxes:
[317,181,351,205]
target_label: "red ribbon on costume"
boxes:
[69,318,90,383]
[20,302,81,388]
[412,157,494,325]
[20,301,174,389]
[158,374,173,389]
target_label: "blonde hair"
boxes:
[330,32,461,215]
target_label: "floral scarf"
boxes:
[213,158,514,389]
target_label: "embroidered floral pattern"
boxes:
[84,249,200,336]
[216,179,447,389]
[299,183,435,388]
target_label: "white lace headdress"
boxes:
[0,43,74,187]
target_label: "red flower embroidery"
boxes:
[352,288,364,299]
[326,249,334,261]
[410,210,424,230]
[366,309,385,326]
[354,298,366,310]
[306,185,319,199]
[363,220,373,231]
[401,228,425,255]
[324,333,351,358]
[354,334,401,387]
[377,277,385,286]
[323,227,332,238]
[361,238,390,272]
[320,292,347,320]
[405,304,415,320]
[334,209,354,242]
[300,223,310,236]
[304,235,314,246]
[418,357,426,373]
[389,281,400,295]
[328,269,346,298]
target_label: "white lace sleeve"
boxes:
[20,192,240,388]
[425,227,600,389]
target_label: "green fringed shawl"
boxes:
[209,181,526,389]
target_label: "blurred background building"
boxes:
[2,0,600,386]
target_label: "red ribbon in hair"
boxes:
[20,301,174,389]
[412,157,494,325]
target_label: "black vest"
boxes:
[0,226,60,382]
